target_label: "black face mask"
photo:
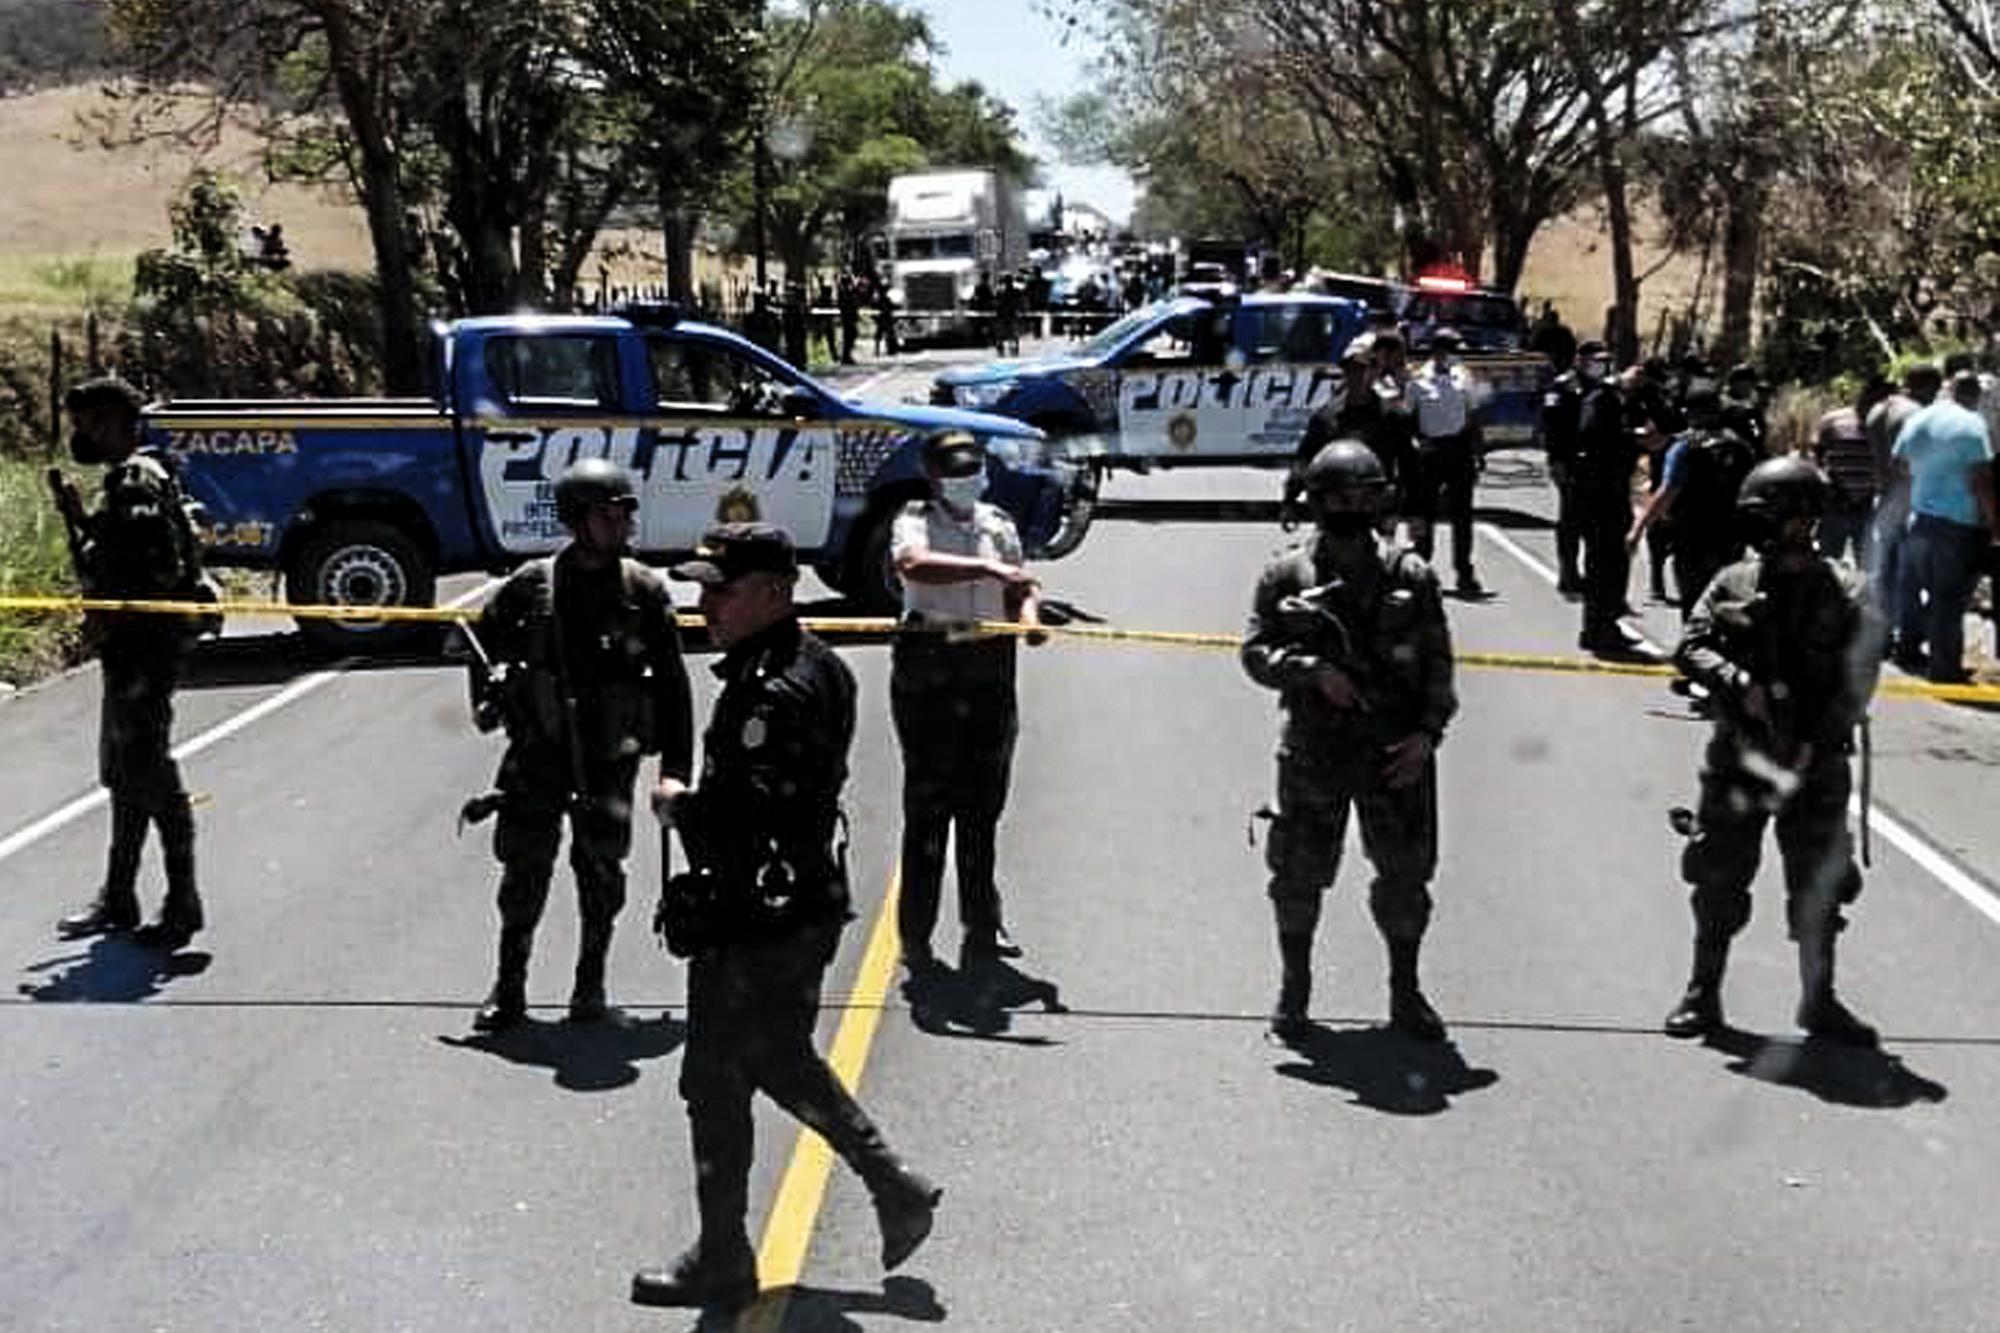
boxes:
[1317,511,1375,538]
[68,430,103,466]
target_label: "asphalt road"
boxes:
[5,346,2000,1333]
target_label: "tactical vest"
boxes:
[497,557,668,768]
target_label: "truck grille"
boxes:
[904,273,957,313]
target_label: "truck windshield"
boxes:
[895,234,975,260]
[1077,302,1177,359]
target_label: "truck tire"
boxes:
[286,518,437,652]
[1037,462,1100,560]
[843,507,905,614]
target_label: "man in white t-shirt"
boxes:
[889,431,1046,968]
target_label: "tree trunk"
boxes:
[660,178,695,305]
[1717,181,1765,365]
[315,1,422,393]
[1552,0,1640,364]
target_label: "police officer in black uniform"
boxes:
[1663,458,1880,1045]
[1574,343,1644,652]
[635,523,939,1311]
[1541,341,1592,595]
[467,458,694,1031]
[55,377,208,950]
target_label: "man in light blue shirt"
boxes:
[1892,371,1996,681]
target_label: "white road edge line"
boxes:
[0,580,497,868]
[1476,519,2000,929]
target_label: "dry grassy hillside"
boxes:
[1516,208,1715,353]
[0,85,372,268]
[0,84,1709,341]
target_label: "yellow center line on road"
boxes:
[738,869,906,1333]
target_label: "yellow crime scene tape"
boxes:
[2,592,1998,705]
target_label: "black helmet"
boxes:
[554,457,639,527]
[1736,456,1828,524]
[1302,440,1391,512]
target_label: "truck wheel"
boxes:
[286,518,437,651]
[844,508,905,614]
[1038,465,1100,560]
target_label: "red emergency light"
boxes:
[1414,271,1473,293]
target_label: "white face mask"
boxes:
[938,473,984,510]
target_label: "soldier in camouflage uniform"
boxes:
[1243,440,1459,1043]
[55,377,208,951]
[468,459,694,1031]
[1663,457,1881,1046]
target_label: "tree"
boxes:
[723,0,1031,282]
[584,0,766,304]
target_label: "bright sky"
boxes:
[912,0,1136,225]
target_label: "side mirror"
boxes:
[779,388,820,418]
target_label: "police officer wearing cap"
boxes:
[1663,457,1882,1046]
[1542,339,1600,595]
[890,429,1045,967]
[1405,327,1486,597]
[636,522,939,1310]
[1243,440,1459,1043]
[1573,341,1645,652]
[467,457,694,1032]
[54,376,210,950]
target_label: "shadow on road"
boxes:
[438,1010,685,1092]
[1707,1026,1949,1108]
[900,953,1066,1044]
[17,938,211,1001]
[1271,1023,1500,1115]
[1470,503,1554,531]
[678,1276,945,1331]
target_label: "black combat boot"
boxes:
[59,800,146,939]
[1796,932,1878,1047]
[1269,931,1314,1041]
[1386,937,1446,1042]
[474,926,533,1032]
[1663,932,1730,1039]
[136,798,203,951]
[630,1240,758,1310]
[568,922,617,1024]
[870,1164,943,1272]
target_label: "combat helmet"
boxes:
[554,457,640,527]
[1736,455,1829,525]
[1301,439,1392,512]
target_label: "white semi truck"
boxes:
[884,168,1027,339]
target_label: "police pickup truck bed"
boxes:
[149,309,1066,645]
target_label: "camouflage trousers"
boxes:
[679,921,899,1249]
[98,643,196,913]
[489,749,640,946]
[1265,745,1436,942]
[1681,734,1861,942]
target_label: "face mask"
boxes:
[938,473,984,510]
[1317,510,1375,539]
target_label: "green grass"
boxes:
[0,455,85,683]
[0,251,135,320]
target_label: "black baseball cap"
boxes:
[922,429,984,477]
[670,522,798,583]
[64,375,146,418]
[1576,339,1608,359]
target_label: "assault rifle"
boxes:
[46,468,92,589]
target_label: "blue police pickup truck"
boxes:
[146,307,1067,645]
[931,288,1548,550]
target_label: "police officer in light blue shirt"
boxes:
[1892,370,1997,681]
